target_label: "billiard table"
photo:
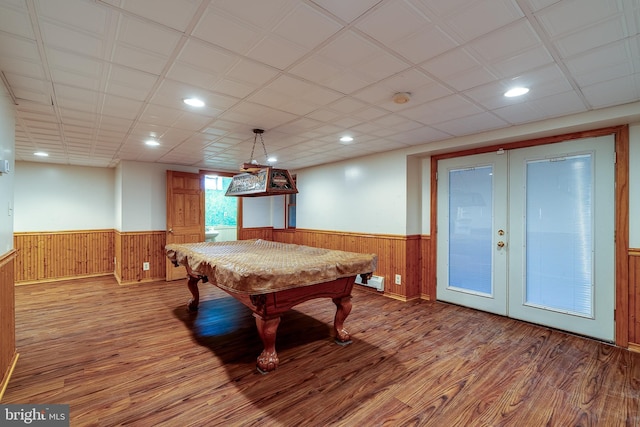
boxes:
[165,239,378,373]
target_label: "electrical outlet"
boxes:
[395,274,401,285]
[143,262,150,271]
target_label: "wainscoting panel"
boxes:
[115,231,167,285]
[629,250,640,348]
[238,227,273,241]
[0,250,17,400]
[270,228,423,300]
[14,230,114,284]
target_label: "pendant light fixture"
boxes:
[225,129,298,197]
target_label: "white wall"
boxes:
[243,196,274,228]
[14,162,115,232]
[296,150,407,235]
[0,85,15,254]
[117,161,198,232]
[9,106,640,245]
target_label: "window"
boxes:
[204,175,238,241]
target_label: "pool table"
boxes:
[166,239,378,373]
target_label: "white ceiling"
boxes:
[1,0,639,170]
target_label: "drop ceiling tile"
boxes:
[36,0,110,35]
[309,0,380,23]
[534,0,622,37]
[0,56,46,80]
[305,109,341,122]
[317,31,381,68]
[165,63,217,91]
[192,6,262,54]
[212,0,296,30]
[468,19,541,64]
[445,65,499,92]
[582,75,640,108]
[246,34,308,70]
[388,126,449,145]
[488,45,554,78]
[355,0,431,46]
[224,58,281,88]
[114,0,202,32]
[112,43,169,75]
[443,0,524,42]
[353,50,411,82]
[47,48,104,76]
[553,16,628,58]
[432,111,508,135]
[252,75,342,106]
[529,90,587,117]
[221,102,298,128]
[5,72,49,95]
[0,3,35,39]
[117,14,181,56]
[171,113,214,132]
[327,97,369,114]
[289,56,343,85]
[209,78,257,99]
[105,65,158,101]
[97,116,133,130]
[492,98,549,124]
[323,72,372,95]
[0,33,41,62]
[391,24,458,64]
[102,95,143,120]
[140,104,183,125]
[420,46,483,83]
[176,38,239,74]
[400,94,484,125]
[39,21,105,59]
[273,3,342,50]
[50,68,101,91]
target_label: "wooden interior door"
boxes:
[166,171,205,281]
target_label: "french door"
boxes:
[436,136,615,341]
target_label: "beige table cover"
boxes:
[166,239,378,294]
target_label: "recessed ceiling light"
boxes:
[504,87,529,97]
[340,136,354,143]
[34,151,48,157]
[267,156,277,163]
[145,139,160,146]
[183,98,205,107]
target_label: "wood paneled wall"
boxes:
[12,226,640,351]
[14,230,114,284]
[259,228,423,301]
[0,250,17,400]
[629,250,640,349]
[115,231,166,285]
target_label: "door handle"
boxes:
[168,228,173,233]
[497,241,505,248]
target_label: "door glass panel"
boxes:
[525,154,593,317]
[448,166,493,295]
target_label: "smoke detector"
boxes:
[392,92,411,104]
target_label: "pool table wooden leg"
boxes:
[332,295,352,344]
[186,276,200,312]
[254,315,281,373]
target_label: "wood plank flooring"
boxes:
[3,276,639,426]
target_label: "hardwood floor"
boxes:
[3,276,639,426]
